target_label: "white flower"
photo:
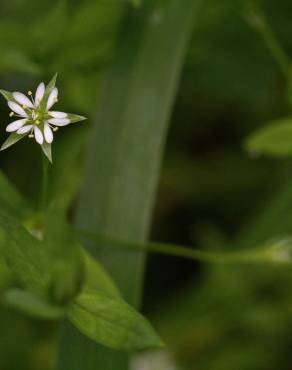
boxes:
[0,75,86,161]
[6,84,70,144]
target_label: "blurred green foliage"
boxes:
[1,0,292,369]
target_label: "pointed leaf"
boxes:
[41,142,52,163]
[69,292,163,351]
[46,73,58,93]
[1,133,26,151]
[67,113,87,124]
[0,89,14,102]
[81,249,121,299]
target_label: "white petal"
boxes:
[44,123,53,143]
[34,126,43,144]
[46,88,58,110]
[17,125,33,134]
[12,92,34,108]
[6,118,27,132]
[8,101,27,117]
[48,118,70,126]
[35,82,45,106]
[49,111,67,118]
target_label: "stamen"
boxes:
[28,134,34,138]
[53,127,58,132]
[35,120,40,125]
[28,91,35,106]
[22,104,27,109]
[9,112,14,117]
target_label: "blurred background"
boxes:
[1,0,292,369]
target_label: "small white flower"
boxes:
[0,75,86,162]
[6,83,69,144]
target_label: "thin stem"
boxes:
[40,153,49,212]
[76,229,278,266]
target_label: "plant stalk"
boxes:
[40,153,49,213]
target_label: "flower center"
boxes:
[27,108,48,126]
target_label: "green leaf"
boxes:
[0,89,14,102]
[1,133,26,151]
[81,249,121,299]
[41,142,52,163]
[46,73,58,93]
[0,212,51,295]
[245,118,292,157]
[0,207,82,305]
[67,113,87,124]
[3,289,66,320]
[69,292,163,351]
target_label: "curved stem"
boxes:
[76,229,271,265]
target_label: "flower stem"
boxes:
[76,229,292,266]
[40,152,49,212]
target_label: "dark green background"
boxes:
[1,0,292,369]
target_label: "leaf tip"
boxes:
[79,115,87,122]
